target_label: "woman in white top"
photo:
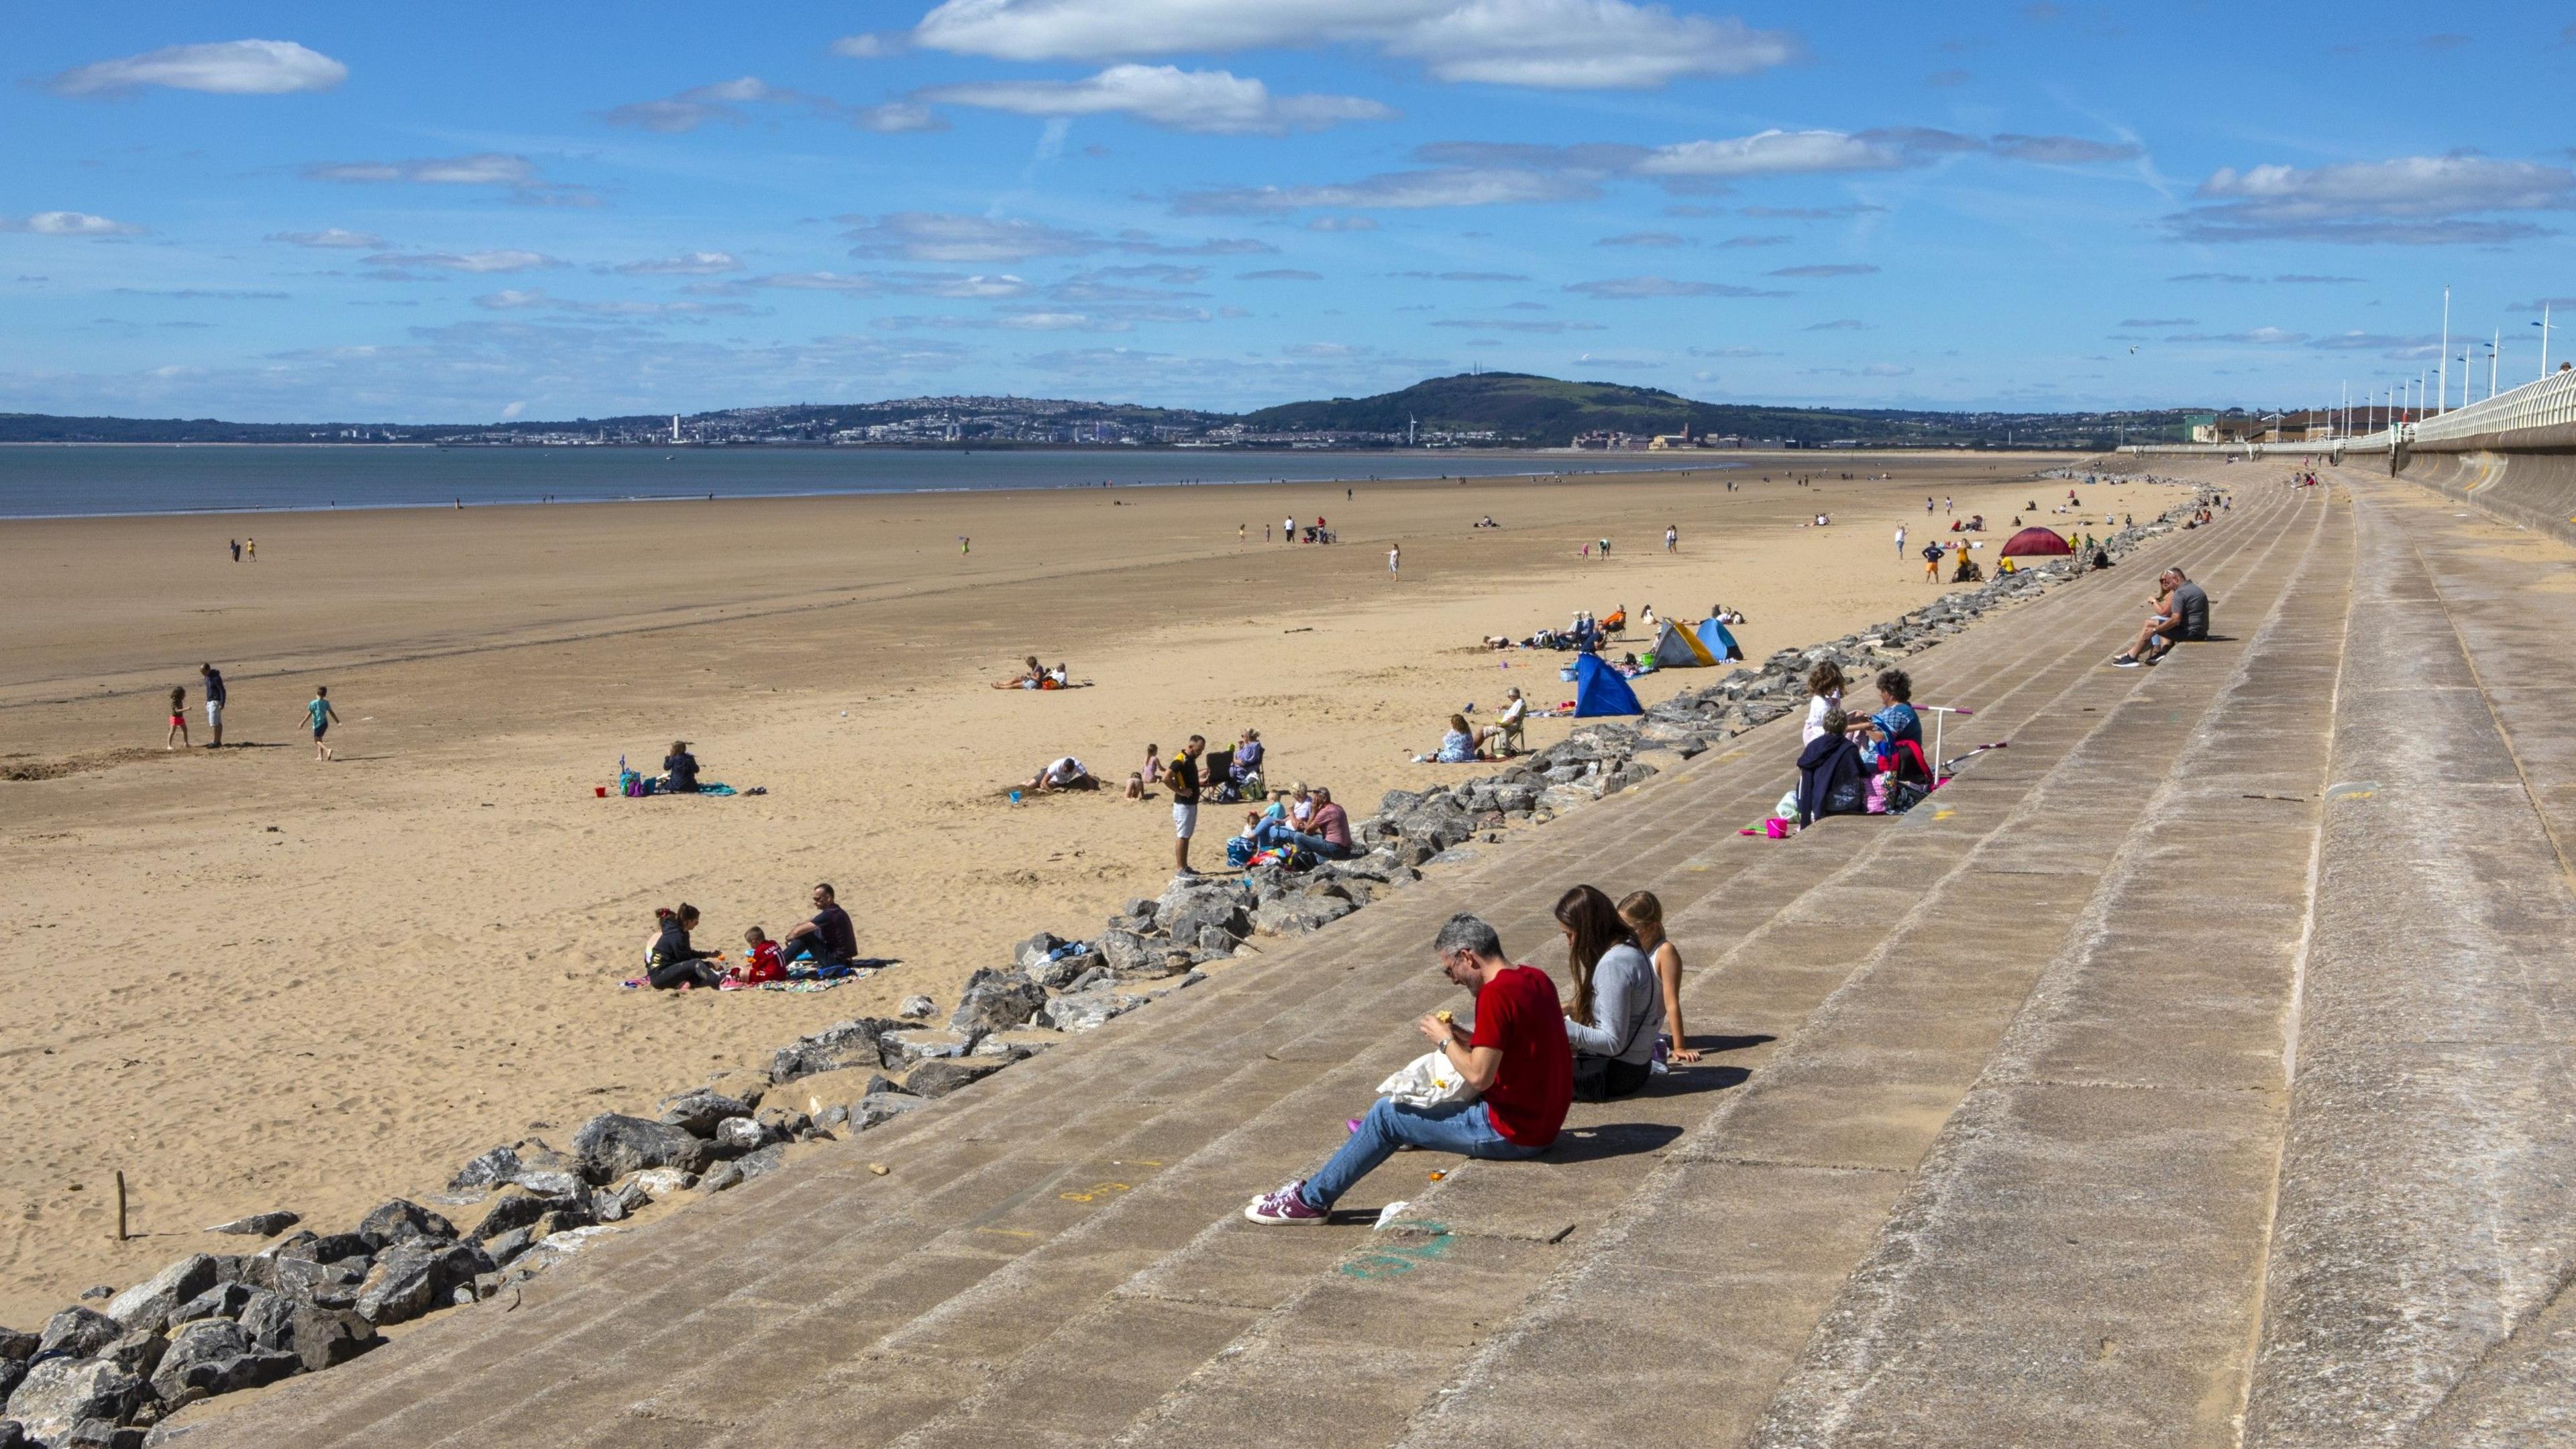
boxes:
[1802,661,1847,745]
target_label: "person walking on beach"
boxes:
[1238,523,1246,542]
[245,537,256,561]
[1664,525,1678,553]
[1388,542,1401,576]
[166,686,191,749]
[1894,524,1907,557]
[1169,735,1205,875]
[229,538,241,562]
[1284,515,1295,542]
[201,663,227,748]
[1943,496,1953,516]
[303,686,341,761]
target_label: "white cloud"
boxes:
[920,64,1393,134]
[49,39,346,97]
[1769,263,1878,277]
[852,101,944,132]
[1238,268,1325,280]
[2163,327,2308,344]
[1307,215,1380,231]
[2172,154,2576,244]
[744,270,1035,298]
[500,400,527,419]
[3,211,146,236]
[910,0,1796,91]
[1638,129,1907,178]
[1567,275,1788,298]
[472,289,754,320]
[832,33,903,58]
[303,153,539,185]
[613,251,743,275]
[267,227,382,249]
[365,250,561,274]
[841,211,1101,262]
[1430,317,1606,332]
[1177,166,1599,213]
[1990,133,2142,164]
[605,76,804,132]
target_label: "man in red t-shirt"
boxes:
[1247,913,1568,1224]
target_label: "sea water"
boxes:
[0,445,1734,519]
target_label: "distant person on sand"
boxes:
[166,686,191,749]
[1894,525,1907,557]
[1285,516,1295,542]
[303,686,341,761]
[780,883,857,967]
[1389,543,1401,576]
[661,740,701,794]
[1230,729,1265,788]
[1664,525,1678,552]
[1922,543,1944,582]
[229,538,241,562]
[1169,736,1206,875]
[1023,755,1096,792]
[245,537,256,561]
[644,905,725,989]
[1559,885,1661,1102]
[1244,913,1566,1225]
[993,655,1045,689]
[1140,742,1163,794]
[200,663,226,748]
[1620,890,1699,1065]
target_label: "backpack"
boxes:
[1225,836,1257,869]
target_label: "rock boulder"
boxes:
[570,1114,710,1186]
[948,969,1046,1033]
[105,1256,218,1334]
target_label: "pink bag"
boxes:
[1866,775,1892,814]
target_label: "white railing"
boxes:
[2410,368,2576,446]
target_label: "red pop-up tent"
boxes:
[2000,526,2074,557]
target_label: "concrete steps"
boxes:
[176,480,2353,1449]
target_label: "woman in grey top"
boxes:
[1555,885,1664,1101]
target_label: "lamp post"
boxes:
[2537,304,2553,380]
[2488,331,2499,400]
[2437,286,2450,415]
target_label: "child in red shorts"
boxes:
[733,926,784,984]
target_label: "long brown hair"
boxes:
[1555,884,1636,1024]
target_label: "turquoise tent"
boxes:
[1697,616,1745,662]
[1572,653,1643,718]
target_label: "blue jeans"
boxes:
[1253,820,1347,858]
[1303,1097,1544,1209]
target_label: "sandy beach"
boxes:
[0,451,2129,1325]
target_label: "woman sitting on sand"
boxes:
[645,904,725,989]
[1230,728,1265,787]
[661,740,702,794]
[1558,885,1662,1102]
[992,655,1045,689]
[1434,714,1481,764]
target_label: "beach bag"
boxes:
[1885,777,1933,816]
[1866,774,1892,815]
[620,769,646,798]
[1274,843,1318,873]
[1226,836,1257,869]
[1822,774,1869,817]
[1376,1050,1478,1108]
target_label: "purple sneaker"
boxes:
[1244,1180,1326,1225]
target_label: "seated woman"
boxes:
[1023,755,1097,792]
[1797,710,1870,826]
[1435,714,1483,764]
[991,655,1046,689]
[644,904,724,989]
[660,739,702,794]
[1230,728,1265,788]
[1601,606,1627,634]
[1851,667,1922,766]
[1556,885,1664,1101]
[1285,782,1316,827]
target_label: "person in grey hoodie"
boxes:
[1555,884,1664,1102]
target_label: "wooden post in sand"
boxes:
[115,1171,127,1242]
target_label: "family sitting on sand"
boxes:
[1230,783,1354,864]
[1243,886,1697,1224]
[1792,667,1932,826]
[641,882,865,990]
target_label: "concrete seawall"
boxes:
[2396,447,2576,548]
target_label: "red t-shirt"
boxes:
[1469,964,1571,1147]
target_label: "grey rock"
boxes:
[268,1255,367,1311]
[1093,930,1156,975]
[885,1028,981,1064]
[147,1320,246,1402]
[949,969,1047,1033]
[656,1088,755,1137]
[1378,788,1424,816]
[1031,950,1104,989]
[700,1144,788,1194]
[356,1200,455,1250]
[203,1212,299,1239]
[0,1421,22,1449]
[354,1240,490,1327]
[478,1226,538,1269]
[36,1309,123,1361]
[444,1145,524,1194]
[3,1359,144,1448]
[1009,931,1065,969]
[105,1256,218,1334]
[62,1421,147,1449]
[767,1018,906,1084]
[905,1058,1005,1099]
[96,1332,164,1381]
[275,1233,370,1266]
[1250,892,1356,936]
[569,1114,710,1186]
[712,1116,769,1154]
[466,1187,579,1244]
[1489,783,1540,813]
[233,1292,292,1354]
[285,1307,375,1373]
[596,1181,651,1222]
[1155,875,1254,926]
[896,995,936,1019]
[853,1093,923,1130]
[1162,893,1250,947]
[817,1104,849,1128]
[1062,965,1113,994]
[0,1329,33,1362]
[163,1284,255,1329]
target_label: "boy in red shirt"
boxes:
[1247,913,1568,1223]
[731,926,784,985]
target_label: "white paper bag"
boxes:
[1376,1049,1479,1108]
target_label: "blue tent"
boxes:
[1697,616,1745,662]
[1572,652,1643,717]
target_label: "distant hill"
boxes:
[1239,372,2165,447]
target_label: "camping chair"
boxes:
[1499,714,1527,754]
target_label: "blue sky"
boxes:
[7,1,2573,422]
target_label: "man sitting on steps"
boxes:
[2112,567,2210,667]
[1246,913,1569,1224]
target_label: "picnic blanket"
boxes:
[621,956,898,990]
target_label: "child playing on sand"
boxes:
[1140,743,1163,793]
[1619,890,1700,1065]
[303,686,341,761]
[733,926,784,985]
[166,686,190,749]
